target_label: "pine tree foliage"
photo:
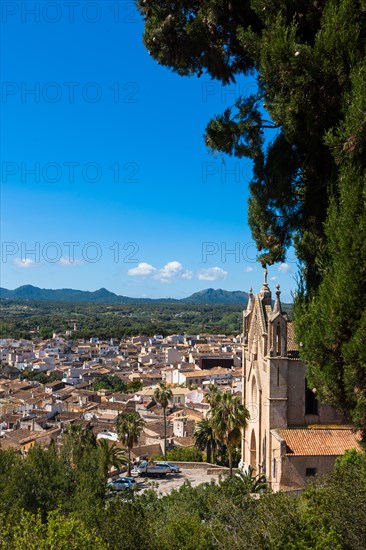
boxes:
[138,0,366,436]
[295,62,366,438]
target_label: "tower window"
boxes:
[276,324,281,356]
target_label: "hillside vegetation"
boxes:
[0,445,365,549]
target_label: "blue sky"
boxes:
[1,1,296,302]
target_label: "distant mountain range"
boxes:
[0,285,250,305]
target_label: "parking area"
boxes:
[133,467,221,496]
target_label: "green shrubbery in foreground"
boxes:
[0,444,365,549]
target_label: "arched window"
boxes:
[250,430,257,473]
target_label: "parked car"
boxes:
[118,476,135,484]
[108,478,132,491]
[156,461,181,473]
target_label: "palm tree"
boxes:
[115,413,145,476]
[194,417,218,464]
[97,438,128,481]
[235,466,268,494]
[210,392,250,475]
[204,385,221,407]
[153,382,173,459]
[62,423,96,467]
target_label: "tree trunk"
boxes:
[128,446,131,476]
[212,442,217,464]
[163,407,167,459]
[207,441,212,464]
[228,445,233,476]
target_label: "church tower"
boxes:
[240,270,350,490]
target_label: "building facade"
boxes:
[241,271,360,491]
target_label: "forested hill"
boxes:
[0,285,251,305]
[181,288,249,305]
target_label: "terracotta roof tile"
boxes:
[277,427,361,456]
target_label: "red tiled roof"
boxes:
[277,427,361,456]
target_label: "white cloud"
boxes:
[270,276,277,281]
[58,257,83,267]
[14,258,38,268]
[278,263,291,273]
[129,261,228,284]
[155,261,183,282]
[244,266,254,273]
[181,270,193,280]
[154,261,193,283]
[128,260,192,283]
[197,267,228,281]
[128,262,157,277]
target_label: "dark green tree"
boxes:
[137,0,366,436]
[164,447,203,462]
[137,0,365,282]
[194,417,218,464]
[71,446,106,524]
[115,413,145,475]
[210,392,249,475]
[1,510,106,549]
[127,379,143,393]
[294,64,366,439]
[92,375,127,393]
[97,438,127,481]
[62,423,97,468]
[154,382,173,459]
[0,444,73,520]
